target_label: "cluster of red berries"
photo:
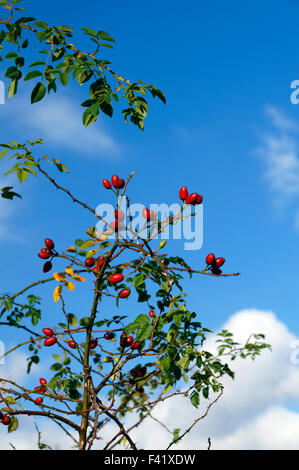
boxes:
[205,253,226,275]
[34,378,47,405]
[67,338,98,350]
[120,333,141,350]
[92,256,106,273]
[38,238,56,273]
[129,366,147,393]
[108,272,131,298]
[142,206,157,221]
[42,327,57,347]
[103,175,125,190]
[0,411,11,426]
[110,208,126,232]
[179,186,203,205]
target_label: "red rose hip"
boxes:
[206,253,216,266]
[215,257,225,268]
[85,257,96,268]
[179,186,188,201]
[2,414,11,425]
[42,328,54,337]
[43,261,52,273]
[130,341,141,350]
[44,336,57,347]
[109,273,124,284]
[103,179,111,189]
[39,378,47,386]
[119,288,131,299]
[45,238,55,250]
[149,310,155,318]
[185,192,198,205]
[67,340,76,349]
[35,397,43,405]
[111,174,121,188]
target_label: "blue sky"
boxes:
[2,0,299,449]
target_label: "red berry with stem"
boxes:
[111,174,121,188]
[42,328,54,337]
[205,253,216,266]
[215,257,225,268]
[97,256,105,267]
[104,332,115,340]
[130,341,141,350]
[89,339,98,349]
[109,273,124,284]
[119,288,131,299]
[185,192,198,205]
[149,310,155,318]
[118,179,125,189]
[38,251,51,260]
[44,336,57,347]
[2,414,11,425]
[137,366,147,377]
[115,209,125,221]
[130,369,137,378]
[179,186,188,201]
[85,257,96,268]
[103,179,111,189]
[35,397,43,405]
[39,378,47,386]
[126,335,134,346]
[43,261,52,273]
[194,194,203,205]
[67,340,76,349]
[45,238,55,250]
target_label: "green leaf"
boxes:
[17,169,28,183]
[190,391,200,408]
[8,416,19,433]
[58,72,69,86]
[97,30,115,42]
[31,82,46,104]
[0,148,9,160]
[24,70,43,81]
[82,107,98,127]
[133,273,145,288]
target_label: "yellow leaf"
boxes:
[66,246,77,252]
[53,272,67,282]
[65,281,75,291]
[86,249,98,258]
[53,285,62,303]
[73,275,86,282]
[65,267,74,277]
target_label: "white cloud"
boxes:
[4,94,120,157]
[2,309,299,449]
[257,107,299,209]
